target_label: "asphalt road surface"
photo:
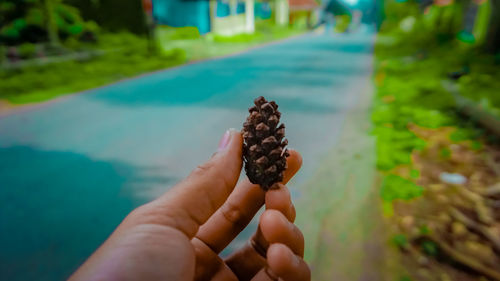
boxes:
[0,28,374,281]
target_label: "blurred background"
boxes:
[1,0,499,280]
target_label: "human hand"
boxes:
[69,129,309,281]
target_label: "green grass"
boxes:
[213,32,264,43]
[157,20,304,61]
[1,33,186,104]
[372,21,500,221]
[1,21,304,105]
[1,50,186,104]
[372,30,497,206]
[458,60,500,111]
[380,175,424,202]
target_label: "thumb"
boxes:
[152,129,243,238]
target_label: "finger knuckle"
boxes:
[192,160,228,187]
[192,160,216,177]
[220,202,251,228]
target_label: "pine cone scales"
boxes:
[242,96,289,190]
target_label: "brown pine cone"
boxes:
[242,96,289,190]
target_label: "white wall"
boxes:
[210,0,255,35]
[275,0,289,26]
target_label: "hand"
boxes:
[69,129,309,281]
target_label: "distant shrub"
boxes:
[421,240,439,256]
[392,233,408,248]
[0,0,96,45]
[373,126,426,170]
[380,174,424,202]
[68,24,84,36]
[18,43,36,59]
[168,27,200,40]
[97,32,141,48]
[161,47,186,62]
[64,37,80,50]
[0,46,6,63]
[213,32,263,43]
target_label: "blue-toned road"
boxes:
[0,30,374,280]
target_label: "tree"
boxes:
[0,0,94,46]
[484,0,500,53]
[42,0,60,47]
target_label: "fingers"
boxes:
[250,268,280,281]
[134,129,243,239]
[251,245,310,281]
[196,150,302,253]
[224,209,304,280]
[259,210,304,257]
[192,238,238,281]
[224,240,267,281]
[265,183,295,222]
[266,244,310,281]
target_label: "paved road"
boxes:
[0,29,374,281]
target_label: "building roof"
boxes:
[288,0,318,11]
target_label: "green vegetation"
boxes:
[374,1,500,278]
[162,26,201,41]
[372,37,492,204]
[1,20,304,105]
[211,19,302,43]
[380,175,423,202]
[420,240,439,256]
[373,0,500,214]
[458,60,500,114]
[0,0,97,47]
[156,20,304,61]
[392,233,409,248]
[1,33,186,104]
[213,32,264,43]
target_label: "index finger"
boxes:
[139,129,243,239]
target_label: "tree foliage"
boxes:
[0,0,98,45]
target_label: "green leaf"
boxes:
[421,240,439,256]
[392,234,408,247]
[380,174,424,202]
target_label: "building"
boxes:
[287,0,319,27]
[153,0,255,35]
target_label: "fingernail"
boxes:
[218,129,235,151]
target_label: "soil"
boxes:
[391,125,500,281]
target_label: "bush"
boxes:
[64,37,80,50]
[0,46,6,63]
[160,47,186,61]
[0,0,96,46]
[380,174,424,202]
[18,43,36,59]
[0,33,187,103]
[213,32,263,43]
[168,27,201,40]
[392,234,409,247]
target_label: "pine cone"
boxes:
[242,96,289,190]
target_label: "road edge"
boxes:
[0,33,308,118]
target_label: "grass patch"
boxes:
[1,34,186,104]
[2,21,305,105]
[380,174,424,202]
[213,32,264,43]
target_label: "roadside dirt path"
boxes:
[295,75,401,280]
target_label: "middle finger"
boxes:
[195,150,302,253]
